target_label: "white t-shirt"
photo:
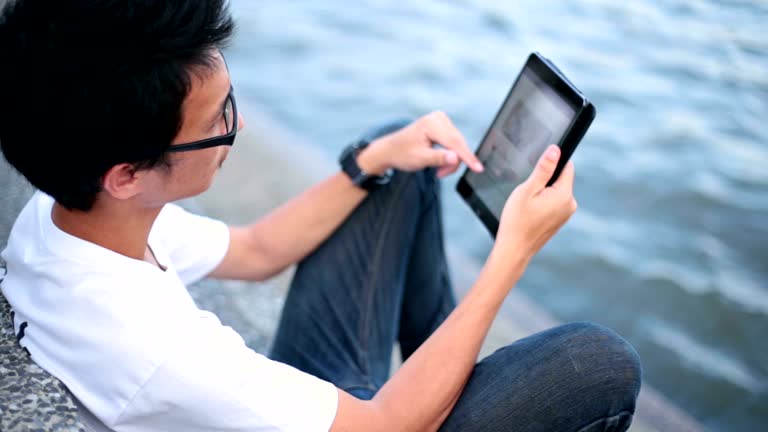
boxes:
[1,192,338,432]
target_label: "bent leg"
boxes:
[269,120,454,398]
[398,164,455,361]
[439,322,642,432]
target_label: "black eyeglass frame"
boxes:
[166,86,238,153]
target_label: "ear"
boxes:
[102,163,143,201]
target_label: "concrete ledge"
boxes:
[0,158,85,432]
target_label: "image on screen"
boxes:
[466,67,577,219]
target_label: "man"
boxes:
[0,1,641,431]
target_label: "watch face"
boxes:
[375,168,395,185]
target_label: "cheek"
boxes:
[166,150,223,194]
[140,171,166,196]
[167,158,207,192]
[218,146,230,163]
[207,147,228,171]
[189,148,224,172]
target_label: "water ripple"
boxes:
[227,0,768,428]
[643,319,764,393]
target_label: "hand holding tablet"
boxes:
[457,52,596,237]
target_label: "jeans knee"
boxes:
[392,167,440,213]
[561,322,643,406]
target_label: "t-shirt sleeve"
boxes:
[112,314,339,432]
[150,203,230,285]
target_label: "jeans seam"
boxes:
[418,172,439,218]
[574,410,634,432]
[358,173,413,381]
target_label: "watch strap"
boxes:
[339,139,393,191]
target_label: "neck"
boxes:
[51,199,163,262]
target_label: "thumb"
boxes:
[524,145,560,193]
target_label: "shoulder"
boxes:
[149,201,229,253]
[115,316,339,431]
[149,202,230,284]
[4,191,51,251]
[15,272,200,426]
[152,202,225,234]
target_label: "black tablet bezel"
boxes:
[548,101,595,187]
[457,52,595,237]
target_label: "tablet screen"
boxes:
[463,66,578,220]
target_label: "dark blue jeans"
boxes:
[270,121,642,431]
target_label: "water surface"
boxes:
[225,1,768,429]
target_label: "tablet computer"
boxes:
[456,52,596,237]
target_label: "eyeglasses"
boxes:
[167,86,238,153]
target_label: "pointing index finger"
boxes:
[426,113,484,172]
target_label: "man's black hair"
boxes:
[0,0,235,211]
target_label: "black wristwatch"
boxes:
[339,139,394,191]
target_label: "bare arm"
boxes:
[208,111,577,430]
[210,172,368,280]
[209,112,483,281]
[333,249,527,432]
[332,147,577,431]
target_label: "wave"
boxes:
[569,211,768,316]
[643,320,765,393]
